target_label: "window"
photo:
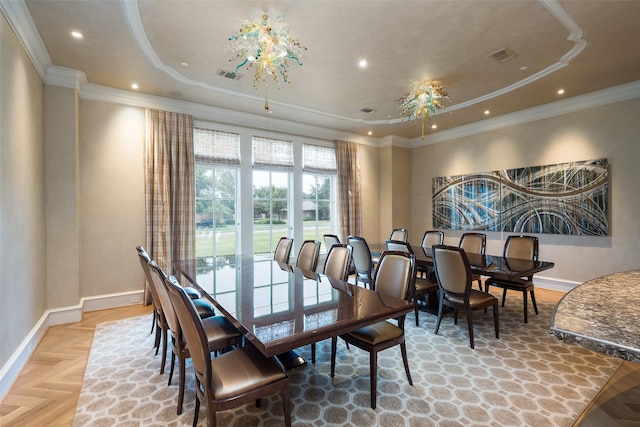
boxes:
[194,128,239,260]
[302,144,337,247]
[252,136,293,256]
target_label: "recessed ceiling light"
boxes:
[484,110,491,115]
[431,124,437,129]
[358,59,368,68]
[131,83,139,90]
[520,66,528,71]
[180,61,189,67]
[71,31,84,39]
[557,89,565,95]
[367,131,372,135]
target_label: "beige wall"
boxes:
[410,97,640,285]
[78,100,146,297]
[1,13,47,366]
[358,143,380,240]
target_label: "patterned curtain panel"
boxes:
[335,140,362,241]
[144,109,195,275]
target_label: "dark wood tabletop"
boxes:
[368,242,555,280]
[173,254,414,358]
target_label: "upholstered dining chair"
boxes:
[273,237,294,264]
[432,245,499,349]
[136,246,204,356]
[330,250,416,409]
[418,230,444,278]
[165,275,291,427]
[149,262,242,415]
[459,232,486,290]
[301,243,354,363]
[323,234,341,252]
[295,239,321,273]
[389,228,409,243]
[385,240,439,326]
[485,235,539,323]
[348,236,374,289]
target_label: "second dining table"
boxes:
[173,254,414,365]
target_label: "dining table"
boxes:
[173,254,414,368]
[368,242,555,281]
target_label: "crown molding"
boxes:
[45,66,87,90]
[0,0,52,79]
[414,80,640,147]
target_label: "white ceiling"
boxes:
[9,0,640,139]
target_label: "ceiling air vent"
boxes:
[490,48,518,63]
[217,69,242,80]
[360,107,375,113]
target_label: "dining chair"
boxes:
[273,237,294,264]
[323,234,341,252]
[303,243,354,363]
[330,250,416,409]
[165,275,291,427]
[385,240,439,326]
[295,239,321,272]
[418,230,444,278]
[485,235,539,323]
[389,228,409,243]
[458,232,486,290]
[432,245,499,349]
[149,262,242,414]
[347,236,374,289]
[136,246,204,356]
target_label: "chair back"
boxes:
[164,275,210,379]
[323,244,352,281]
[459,232,486,255]
[137,246,161,306]
[389,228,408,243]
[386,239,413,254]
[274,237,293,264]
[296,240,321,272]
[421,230,444,250]
[148,261,180,333]
[348,236,373,277]
[433,245,472,296]
[373,251,416,301]
[323,234,341,252]
[504,235,538,261]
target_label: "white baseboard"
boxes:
[533,275,579,293]
[0,289,145,400]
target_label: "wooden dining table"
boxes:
[173,254,414,366]
[368,242,555,281]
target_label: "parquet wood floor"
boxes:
[1,288,637,426]
[0,304,151,427]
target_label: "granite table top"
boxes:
[550,269,640,362]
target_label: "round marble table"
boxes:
[550,269,640,362]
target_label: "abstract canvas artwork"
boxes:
[433,159,609,235]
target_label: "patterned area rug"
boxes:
[73,298,621,426]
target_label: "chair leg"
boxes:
[414,297,420,327]
[160,328,168,374]
[369,351,378,409]
[501,288,507,307]
[330,337,338,378]
[168,351,176,385]
[530,289,539,315]
[523,290,528,323]
[311,343,316,364]
[453,308,459,325]
[150,310,156,334]
[282,383,292,427]
[493,304,500,339]
[434,299,444,334]
[177,354,186,414]
[400,342,413,385]
[154,320,161,355]
[466,309,475,349]
[192,393,200,427]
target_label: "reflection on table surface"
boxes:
[173,254,413,357]
[368,242,554,280]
